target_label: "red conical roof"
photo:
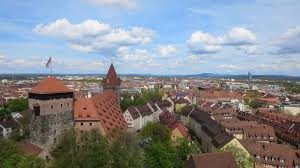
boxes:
[103,64,121,87]
[30,77,73,94]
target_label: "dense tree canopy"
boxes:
[7,98,28,112]
[140,122,171,143]
[140,122,193,168]
[0,139,45,168]
[50,130,143,168]
[0,98,28,117]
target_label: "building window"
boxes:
[51,105,54,109]
[61,104,63,107]
[54,130,56,136]
[81,122,83,126]
[54,138,56,144]
[89,123,92,126]
[33,104,40,116]
[81,130,83,134]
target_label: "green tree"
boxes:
[7,98,28,112]
[144,142,181,168]
[0,108,11,117]
[0,139,45,168]
[76,130,112,168]
[140,122,171,143]
[221,144,254,168]
[248,100,264,109]
[175,138,192,161]
[49,130,79,168]
[120,97,132,111]
[50,130,144,168]
[110,133,144,168]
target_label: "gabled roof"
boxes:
[127,106,141,120]
[103,64,121,87]
[136,105,153,117]
[184,152,238,168]
[30,77,73,94]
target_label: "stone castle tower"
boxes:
[102,64,121,104]
[28,77,74,149]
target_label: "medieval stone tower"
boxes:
[28,77,74,149]
[102,64,121,105]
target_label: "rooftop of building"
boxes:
[29,77,73,94]
[183,152,238,168]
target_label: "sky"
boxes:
[0,0,300,75]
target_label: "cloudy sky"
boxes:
[0,0,300,75]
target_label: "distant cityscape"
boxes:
[0,63,300,168]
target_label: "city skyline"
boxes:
[1,0,300,75]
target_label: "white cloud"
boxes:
[34,18,155,53]
[156,45,177,57]
[187,31,223,54]
[187,27,257,54]
[34,18,111,39]
[0,55,6,63]
[117,47,152,64]
[224,27,256,46]
[217,64,243,70]
[85,0,137,9]
[275,26,300,54]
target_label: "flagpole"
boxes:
[51,60,53,75]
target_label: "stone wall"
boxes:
[29,97,74,149]
[28,98,73,115]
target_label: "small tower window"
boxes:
[61,104,63,107]
[51,105,54,109]
[54,138,56,144]
[81,122,83,126]
[89,123,92,126]
[33,104,40,116]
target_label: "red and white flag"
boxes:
[46,57,52,68]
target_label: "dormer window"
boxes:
[83,107,87,110]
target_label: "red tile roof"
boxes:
[74,91,127,138]
[241,140,300,167]
[183,152,238,168]
[159,110,190,140]
[21,142,43,156]
[30,77,73,94]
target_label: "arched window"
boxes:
[33,104,40,116]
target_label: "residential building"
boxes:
[159,110,190,141]
[183,152,238,168]
[241,140,300,168]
